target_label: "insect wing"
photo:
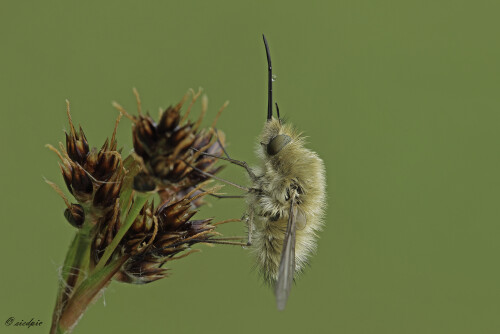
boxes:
[296,207,307,230]
[275,196,297,310]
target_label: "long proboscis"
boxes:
[263,34,273,121]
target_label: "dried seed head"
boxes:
[115,187,221,284]
[48,101,126,229]
[114,89,228,197]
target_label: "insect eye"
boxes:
[267,134,291,156]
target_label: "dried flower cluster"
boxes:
[47,89,238,334]
[47,105,124,229]
[115,187,220,284]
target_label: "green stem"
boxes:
[119,187,133,221]
[94,193,150,272]
[50,224,93,334]
[119,155,140,221]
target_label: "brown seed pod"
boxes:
[64,204,85,228]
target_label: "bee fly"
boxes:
[191,35,326,310]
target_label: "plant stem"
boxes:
[50,224,93,334]
[119,155,141,220]
[57,256,129,333]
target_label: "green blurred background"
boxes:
[1,1,500,333]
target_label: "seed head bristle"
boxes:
[193,94,207,132]
[45,178,71,209]
[211,100,229,129]
[180,87,203,124]
[112,101,136,122]
[45,144,65,162]
[132,87,142,116]
[175,90,190,112]
[110,112,123,150]
[66,99,77,137]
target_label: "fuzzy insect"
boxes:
[193,35,326,310]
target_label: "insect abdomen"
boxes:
[249,164,325,283]
[249,118,326,282]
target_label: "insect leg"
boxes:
[200,188,246,199]
[191,239,249,246]
[207,193,246,199]
[182,159,250,192]
[245,210,254,246]
[190,147,257,180]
